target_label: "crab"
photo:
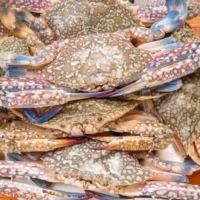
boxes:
[152,69,200,168]
[0,22,199,124]
[0,0,187,45]
[1,139,200,199]
[133,0,200,26]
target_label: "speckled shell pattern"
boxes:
[37,33,152,91]
[42,140,156,187]
[41,0,144,40]
[36,99,139,136]
[154,70,200,152]
[2,0,53,13]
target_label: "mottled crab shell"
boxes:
[40,0,144,40]
[37,33,151,91]
[171,23,198,43]
[0,21,10,40]
[0,36,29,76]
[0,36,30,59]
[42,140,156,188]
[154,69,200,153]
[36,99,139,136]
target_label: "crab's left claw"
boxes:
[151,0,187,39]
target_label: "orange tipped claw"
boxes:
[89,136,153,151]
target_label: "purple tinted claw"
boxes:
[2,0,54,13]
[151,0,187,39]
[106,42,199,97]
[0,77,111,108]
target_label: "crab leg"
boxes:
[119,181,200,199]
[105,42,200,97]
[89,136,155,151]
[140,152,199,175]
[0,3,55,44]
[90,120,174,151]
[0,121,63,140]
[0,161,64,182]
[0,77,110,109]
[2,0,54,13]
[0,179,90,200]
[2,138,85,153]
[1,41,60,70]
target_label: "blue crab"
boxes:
[0,25,198,123]
[133,0,200,25]
[1,139,199,199]
[153,69,200,167]
[0,0,187,44]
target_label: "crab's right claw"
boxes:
[151,0,187,39]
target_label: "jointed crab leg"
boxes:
[0,179,90,200]
[0,77,110,108]
[106,42,199,97]
[1,138,85,153]
[0,161,64,182]
[2,0,54,13]
[119,181,200,199]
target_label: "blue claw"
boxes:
[156,79,183,93]
[151,0,187,39]
[5,153,52,188]
[23,106,63,124]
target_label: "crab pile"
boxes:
[0,0,200,199]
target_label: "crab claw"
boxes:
[0,77,110,108]
[2,0,54,13]
[120,181,200,199]
[151,0,187,39]
[12,138,86,153]
[0,179,90,200]
[89,136,154,151]
[106,42,199,97]
[0,161,65,182]
[2,137,86,153]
